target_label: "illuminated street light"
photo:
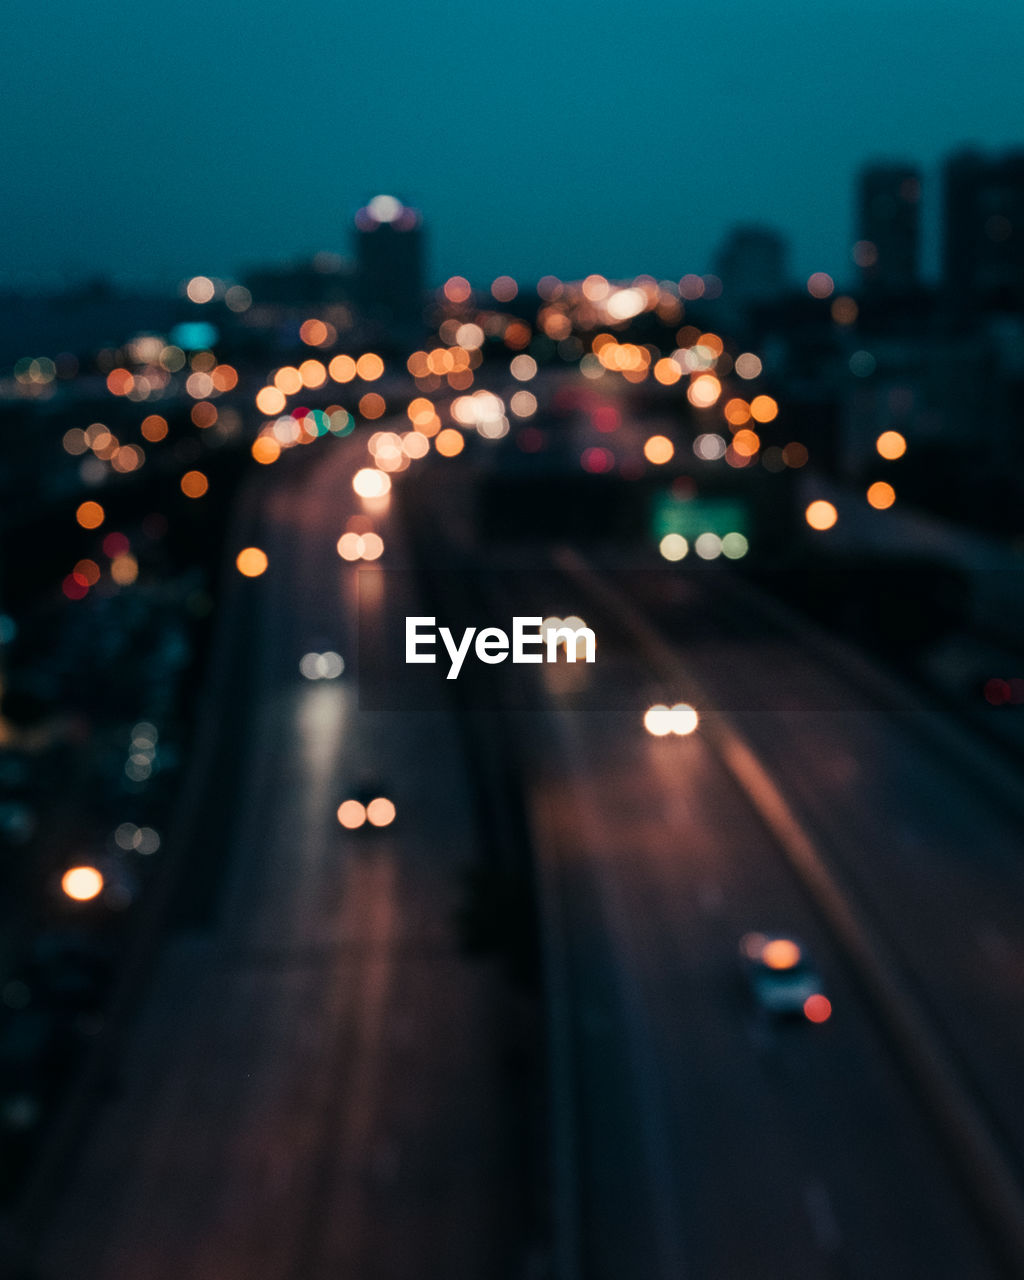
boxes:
[62,866,104,902]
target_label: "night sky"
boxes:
[5,0,1023,291]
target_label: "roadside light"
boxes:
[62,866,104,902]
[876,430,906,460]
[236,547,268,577]
[762,938,801,970]
[803,994,832,1023]
[805,500,838,531]
[353,468,392,498]
[866,481,896,510]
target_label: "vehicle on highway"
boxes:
[739,932,832,1023]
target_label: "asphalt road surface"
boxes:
[34,438,538,1280]
[25,420,1023,1279]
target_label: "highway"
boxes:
[32,437,539,1280]
[21,416,1023,1279]
[430,543,1004,1279]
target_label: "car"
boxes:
[739,933,832,1023]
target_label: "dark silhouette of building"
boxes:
[243,253,354,308]
[856,163,921,294]
[714,226,788,304]
[943,148,1024,310]
[353,195,425,332]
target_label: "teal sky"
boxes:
[4,0,1024,290]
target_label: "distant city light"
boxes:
[256,386,287,415]
[749,395,778,423]
[353,468,392,498]
[731,428,760,457]
[236,547,269,577]
[659,533,689,561]
[252,436,281,465]
[491,275,518,302]
[180,470,209,499]
[721,532,749,559]
[455,323,485,350]
[807,272,834,299]
[435,428,465,458]
[694,433,726,461]
[186,276,216,304]
[867,481,896,509]
[695,532,723,560]
[510,390,537,417]
[76,500,104,530]
[140,414,168,442]
[831,296,858,325]
[876,430,907,460]
[111,554,139,586]
[62,866,104,902]
[356,353,384,380]
[443,276,472,304]
[367,194,402,223]
[358,392,386,419]
[653,357,682,385]
[643,435,674,465]
[687,374,721,408]
[805,500,838,531]
[330,354,357,383]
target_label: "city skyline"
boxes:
[4,1,1024,291]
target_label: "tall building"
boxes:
[353,195,425,331]
[943,149,1024,310]
[714,226,788,304]
[855,163,921,294]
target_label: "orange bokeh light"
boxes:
[435,428,465,457]
[805,500,838,531]
[252,436,281,465]
[140,414,168,442]
[876,430,907,460]
[76,500,105,530]
[749,394,778,423]
[181,470,209,498]
[643,435,674,465]
[256,386,286,416]
[236,547,268,577]
[358,392,386,419]
[62,865,104,902]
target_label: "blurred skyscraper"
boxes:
[943,149,1024,310]
[714,226,788,305]
[855,163,921,294]
[354,195,425,333]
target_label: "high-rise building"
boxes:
[353,195,425,331]
[714,226,788,304]
[855,163,921,294]
[943,149,1024,310]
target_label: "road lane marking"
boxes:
[556,547,1024,1275]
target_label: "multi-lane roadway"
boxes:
[19,403,1024,1279]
